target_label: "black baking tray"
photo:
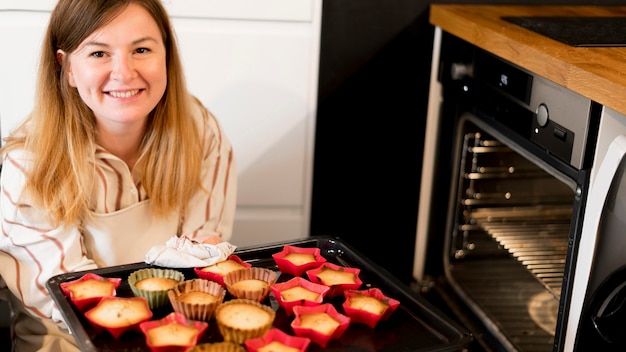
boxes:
[47,236,472,351]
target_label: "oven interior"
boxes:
[440,116,574,352]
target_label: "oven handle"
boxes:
[565,134,626,350]
[591,277,626,343]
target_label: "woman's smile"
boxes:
[107,89,142,99]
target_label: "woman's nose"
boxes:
[111,55,136,81]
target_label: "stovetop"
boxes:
[502,16,626,47]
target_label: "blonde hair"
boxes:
[0,0,203,229]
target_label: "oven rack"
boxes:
[469,205,572,297]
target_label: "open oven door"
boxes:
[566,134,626,351]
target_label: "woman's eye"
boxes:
[90,51,106,58]
[136,47,150,54]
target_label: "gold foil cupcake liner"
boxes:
[215,299,276,344]
[168,279,226,321]
[223,267,277,302]
[186,342,246,352]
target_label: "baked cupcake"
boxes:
[270,277,329,315]
[128,268,185,309]
[168,279,226,321]
[139,312,208,352]
[60,273,122,312]
[223,267,277,302]
[272,245,326,277]
[306,262,362,297]
[245,328,311,352]
[84,296,153,339]
[186,342,245,352]
[342,288,401,328]
[291,303,350,348]
[194,255,251,286]
[215,299,275,344]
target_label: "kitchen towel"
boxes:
[144,235,237,268]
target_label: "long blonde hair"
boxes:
[0,0,203,229]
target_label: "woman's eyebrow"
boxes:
[82,36,160,48]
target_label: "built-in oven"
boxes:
[413,28,626,352]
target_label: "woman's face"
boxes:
[58,3,167,129]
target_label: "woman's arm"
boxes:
[183,104,237,244]
[0,151,97,328]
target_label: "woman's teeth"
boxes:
[109,90,139,98]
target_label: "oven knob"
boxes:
[536,103,549,127]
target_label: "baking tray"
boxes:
[47,236,472,351]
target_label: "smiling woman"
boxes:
[0,1,236,350]
[56,3,168,169]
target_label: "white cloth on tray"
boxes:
[145,235,237,268]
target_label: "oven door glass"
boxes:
[443,113,578,351]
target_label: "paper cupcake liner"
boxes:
[186,342,245,352]
[215,299,276,344]
[223,267,277,302]
[168,279,226,321]
[128,268,185,309]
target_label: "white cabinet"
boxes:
[0,0,322,247]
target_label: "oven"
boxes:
[413,28,626,352]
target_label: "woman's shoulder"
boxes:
[189,96,223,138]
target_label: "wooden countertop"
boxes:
[430,5,626,115]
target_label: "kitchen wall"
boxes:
[310,0,626,284]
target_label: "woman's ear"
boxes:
[56,49,75,87]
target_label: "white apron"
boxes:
[6,200,179,351]
[83,200,179,267]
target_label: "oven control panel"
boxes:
[457,49,599,170]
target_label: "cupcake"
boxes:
[215,299,275,344]
[245,328,311,352]
[60,273,122,313]
[342,288,401,328]
[306,263,362,297]
[168,279,226,321]
[84,296,153,339]
[272,245,326,277]
[139,312,208,352]
[270,277,329,315]
[128,268,185,309]
[223,267,277,302]
[291,303,350,348]
[194,255,251,286]
[186,342,245,352]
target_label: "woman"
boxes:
[0,0,237,350]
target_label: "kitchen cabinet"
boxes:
[0,0,322,247]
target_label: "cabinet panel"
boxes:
[173,18,315,207]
